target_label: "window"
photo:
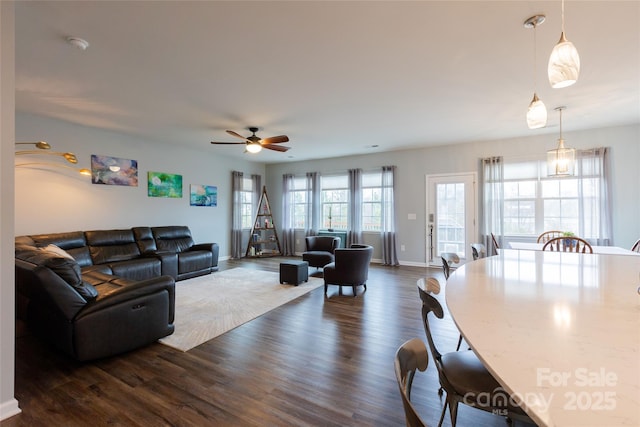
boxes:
[502,157,604,239]
[321,175,348,230]
[362,172,383,231]
[240,177,253,229]
[291,177,308,229]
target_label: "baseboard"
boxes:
[0,398,21,421]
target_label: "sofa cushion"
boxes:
[85,229,141,264]
[132,226,157,254]
[152,226,195,253]
[15,245,98,302]
[26,231,93,267]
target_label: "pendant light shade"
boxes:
[527,93,548,129]
[524,15,547,129]
[548,0,580,88]
[547,107,575,176]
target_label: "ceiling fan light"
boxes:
[548,33,580,88]
[246,143,262,153]
[527,93,547,129]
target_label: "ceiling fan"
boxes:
[211,127,290,153]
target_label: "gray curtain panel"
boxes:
[231,171,244,259]
[281,174,296,255]
[381,165,399,266]
[576,147,612,245]
[480,156,504,256]
[305,172,320,236]
[347,168,363,247]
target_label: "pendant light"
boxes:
[548,0,580,88]
[547,107,575,176]
[524,15,547,129]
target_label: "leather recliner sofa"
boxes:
[14,225,219,361]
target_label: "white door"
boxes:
[426,174,477,265]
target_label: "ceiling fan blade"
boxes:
[260,135,289,144]
[226,130,251,142]
[210,141,246,145]
[264,144,290,152]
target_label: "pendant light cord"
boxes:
[533,22,538,92]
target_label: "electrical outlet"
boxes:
[401,245,406,251]
[296,239,300,245]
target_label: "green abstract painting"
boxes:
[148,171,183,198]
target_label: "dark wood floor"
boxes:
[3,258,532,427]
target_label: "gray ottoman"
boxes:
[279,260,309,285]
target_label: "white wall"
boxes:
[266,124,640,265]
[0,1,20,421]
[15,113,264,258]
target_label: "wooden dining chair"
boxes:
[632,238,640,253]
[394,338,430,427]
[416,277,531,427]
[542,236,593,253]
[537,230,564,243]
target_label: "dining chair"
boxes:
[440,253,464,351]
[542,236,593,253]
[440,252,459,281]
[416,277,531,427]
[631,238,640,253]
[470,243,486,260]
[536,230,564,243]
[490,233,500,253]
[394,338,430,427]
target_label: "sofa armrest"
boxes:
[143,251,178,279]
[78,275,175,322]
[190,242,219,268]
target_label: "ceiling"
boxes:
[14,1,640,164]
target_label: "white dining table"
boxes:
[509,241,640,256]
[445,249,640,427]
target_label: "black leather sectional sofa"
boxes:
[15,225,219,361]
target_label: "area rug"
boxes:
[158,267,322,352]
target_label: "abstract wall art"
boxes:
[147,171,183,198]
[190,184,217,207]
[91,155,138,186]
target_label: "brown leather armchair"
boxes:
[323,244,373,296]
[302,236,341,268]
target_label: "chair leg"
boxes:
[456,334,463,351]
[448,397,459,427]
[437,400,448,427]
[352,285,357,296]
[324,284,328,295]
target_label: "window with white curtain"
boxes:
[290,176,308,229]
[503,156,606,239]
[282,171,386,232]
[320,175,348,230]
[362,171,383,231]
[240,177,254,229]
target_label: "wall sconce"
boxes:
[15,162,91,176]
[15,150,79,164]
[15,141,89,176]
[15,141,51,150]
